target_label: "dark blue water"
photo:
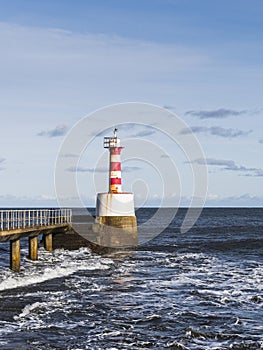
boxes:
[0,208,262,349]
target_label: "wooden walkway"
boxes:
[0,209,72,272]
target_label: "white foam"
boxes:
[0,322,17,336]
[0,247,113,292]
[14,301,63,320]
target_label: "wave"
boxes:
[0,247,113,292]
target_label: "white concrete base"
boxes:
[96,193,135,217]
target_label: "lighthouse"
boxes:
[94,128,138,247]
[107,127,123,194]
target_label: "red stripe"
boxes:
[110,178,122,184]
[110,147,122,155]
[110,162,121,171]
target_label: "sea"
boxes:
[0,208,262,350]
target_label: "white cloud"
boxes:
[205,193,263,207]
[0,194,58,207]
[181,126,251,138]
[185,108,247,119]
[37,124,68,137]
[61,153,79,158]
[0,158,6,171]
[188,158,263,177]
[0,21,209,111]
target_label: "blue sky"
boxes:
[0,0,263,207]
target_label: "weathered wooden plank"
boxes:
[0,224,70,239]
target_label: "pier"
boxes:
[0,209,72,272]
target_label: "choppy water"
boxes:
[0,208,262,349]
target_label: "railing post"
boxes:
[11,211,14,229]
[17,211,20,229]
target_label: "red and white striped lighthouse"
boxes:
[95,128,137,247]
[104,128,123,193]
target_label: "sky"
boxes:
[0,0,263,207]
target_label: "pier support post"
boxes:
[29,235,38,260]
[44,233,53,252]
[10,238,20,272]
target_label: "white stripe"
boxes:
[110,155,121,162]
[110,184,122,192]
[110,171,122,178]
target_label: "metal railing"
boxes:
[0,209,72,231]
